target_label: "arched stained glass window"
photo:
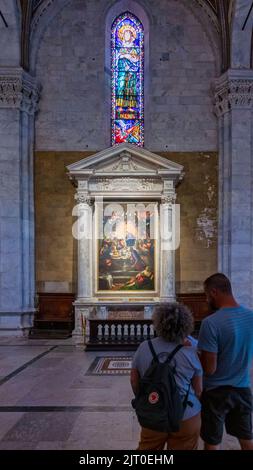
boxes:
[111,12,144,147]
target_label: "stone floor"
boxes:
[0,336,251,450]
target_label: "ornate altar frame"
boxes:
[67,143,184,344]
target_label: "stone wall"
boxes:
[0,0,20,67]
[34,0,219,296]
[35,152,83,294]
[35,0,219,152]
[170,152,218,292]
[35,151,218,294]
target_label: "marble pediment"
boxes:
[67,143,184,182]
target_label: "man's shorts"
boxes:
[201,386,253,445]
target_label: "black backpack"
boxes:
[132,340,191,433]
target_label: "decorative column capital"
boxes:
[0,67,41,114]
[74,192,93,206]
[161,193,177,206]
[213,69,253,117]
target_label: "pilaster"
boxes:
[0,67,41,335]
[214,69,253,306]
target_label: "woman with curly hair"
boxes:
[131,303,202,450]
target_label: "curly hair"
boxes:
[152,303,194,343]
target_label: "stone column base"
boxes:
[0,310,36,337]
[159,296,177,303]
[72,305,92,348]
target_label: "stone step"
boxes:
[29,329,72,339]
[85,341,139,351]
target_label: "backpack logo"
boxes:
[148,391,159,404]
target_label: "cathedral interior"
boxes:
[0,0,253,451]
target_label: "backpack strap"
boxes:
[167,345,194,410]
[161,344,193,411]
[148,339,159,363]
[182,383,192,410]
[166,344,183,363]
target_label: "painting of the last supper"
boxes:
[97,202,156,292]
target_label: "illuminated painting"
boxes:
[111,12,144,146]
[97,203,156,292]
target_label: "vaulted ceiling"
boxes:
[18,0,232,72]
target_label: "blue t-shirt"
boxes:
[198,306,253,389]
[187,335,198,348]
[132,336,202,420]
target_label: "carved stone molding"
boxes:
[214,70,253,116]
[91,177,159,192]
[140,179,156,191]
[111,151,138,172]
[91,178,111,191]
[0,77,22,108]
[0,68,41,114]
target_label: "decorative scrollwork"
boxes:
[214,73,253,116]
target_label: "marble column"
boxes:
[0,67,40,335]
[214,69,253,306]
[160,194,177,302]
[72,185,93,343]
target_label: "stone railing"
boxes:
[86,319,155,350]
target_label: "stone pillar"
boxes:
[0,67,40,335]
[160,194,177,302]
[72,184,93,343]
[214,69,253,306]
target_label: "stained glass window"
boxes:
[111,12,144,147]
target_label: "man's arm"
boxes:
[130,368,140,396]
[198,350,217,376]
[198,318,218,375]
[191,374,203,398]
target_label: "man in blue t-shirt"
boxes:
[198,273,253,450]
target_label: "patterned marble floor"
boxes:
[0,336,251,450]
